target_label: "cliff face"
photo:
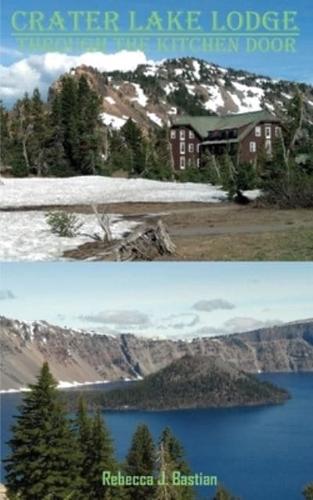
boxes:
[1,316,313,390]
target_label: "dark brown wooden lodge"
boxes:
[169,110,281,170]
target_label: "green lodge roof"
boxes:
[171,110,280,138]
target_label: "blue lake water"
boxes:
[1,373,313,499]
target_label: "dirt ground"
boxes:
[54,202,313,261]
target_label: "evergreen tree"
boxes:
[10,93,33,176]
[0,101,12,169]
[5,362,81,499]
[157,427,195,500]
[121,119,145,175]
[46,92,72,176]
[303,483,313,500]
[77,75,103,175]
[28,88,48,175]
[85,409,119,499]
[60,76,80,171]
[125,424,156,500]
[213,485,238,500]
[154,442,179,500]
[73,397,93,497]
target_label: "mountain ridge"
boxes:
[49,56,313,133]
[1,315,313,391]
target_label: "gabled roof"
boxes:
[171,110,280,138]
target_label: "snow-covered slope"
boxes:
[0,176,227,208]
[51,57,313,132]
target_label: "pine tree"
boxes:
[0,101,12,170]
[77,75,103,175]
[10,93,33,176]
[303,483,313,500]
[121,119,145,175]
[84,409,119,499]
[46,93,72,176]
[213,485,238,500]
[157,427,195,500]
[73,397,93,497]
[5,362,82,499]
[28,88,48,175]
[125,424,156,500]
[60,76,80,171]
[154,442,179,500]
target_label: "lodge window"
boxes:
[180,129,185,140]
[255,126,261,137]
[275,126,281,138]
[197,159,200,168]
[249,141,257,153]
[180,142,186,154]
[189,143,194,153]
[180,157,186,169]
[189,130,195,139]
[265,126,271,139]
[170,130,176,139]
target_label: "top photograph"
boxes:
[0,0,312,262]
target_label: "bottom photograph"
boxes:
[0,262,313,500]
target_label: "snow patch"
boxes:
[0,211,138,261]
[147,112,163,126]
[104,96,116,105]
[100,112,126,129]
[0,176,227,208]
[130,83,148,107]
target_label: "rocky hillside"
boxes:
[49,57,313,132]
[92,355,289,410]
[1,316,313,390]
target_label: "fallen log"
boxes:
[88,220,176,261]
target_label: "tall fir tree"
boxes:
[154,442,179,500]
[76,75,103,175]
[303,483,313,500]
[121,119,145,175]
[73,397,93,497]
[213,485,238,500]
[157,427,196,500]
[125,424,156,500]
[0,101,12,169]
[84,409,119,499]
[5,362,82,500]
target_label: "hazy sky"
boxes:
[0,262,312,338]
[1,0,312,106]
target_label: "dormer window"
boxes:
[255,126,261,137]
[189,130,195,139]
[170,130,176,139]
[180,129,186,140]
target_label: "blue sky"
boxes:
[0,262,312,338]
[0,0,312,106]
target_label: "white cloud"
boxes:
[80,309,151,327]
[0,50,150,103]
[0,46,23,57]
[192,299,235,313]
[160,313,199,329]
[192,316,284,338]
[222,317,283,333]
